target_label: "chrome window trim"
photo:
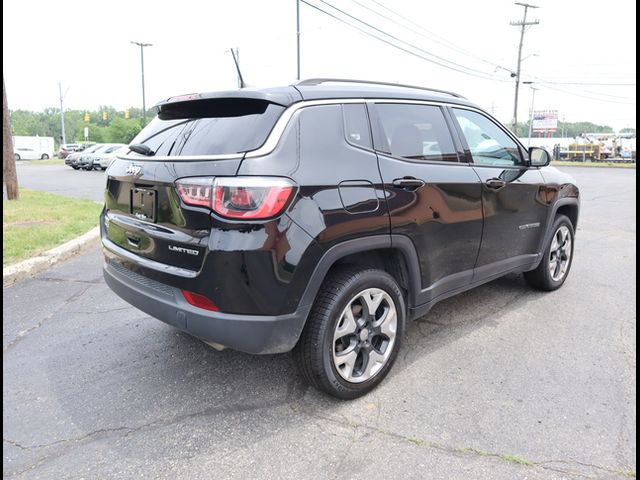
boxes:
[116,153,244,162]
[115,98,514,162]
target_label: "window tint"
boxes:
[453,108,523,166]
[129,100,285,157]
[375,104,458,162]
[342,104,372,148]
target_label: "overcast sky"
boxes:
[3,0,636,130]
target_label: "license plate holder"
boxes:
[130,187,156,222]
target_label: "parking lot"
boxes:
[3,166,636,479]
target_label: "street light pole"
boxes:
[58,82,68,146]
[526,85,538,147]
[296,0,301,80]
[131,41,153,126]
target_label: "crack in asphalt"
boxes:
[293,407,634,479]
[3,284,92,353]
[3,377,308,478]
[36,276,103,285]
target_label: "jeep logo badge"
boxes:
[125,164,142,176]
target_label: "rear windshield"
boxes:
[128,98,285,157]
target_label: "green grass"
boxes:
[3,189,102,266]
[25,158,65,165]
[551,160,636,169]
[615,469,636,478]
[500,454,534,466]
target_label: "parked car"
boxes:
[78,144,126,170]
[14,147,51,160]
[65,144,103,169]
[95,145,130,170]
[59,144,80,159]
[101,79,580,399]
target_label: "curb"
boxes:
[3,226,100,288]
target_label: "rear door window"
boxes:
[373,103,459,162]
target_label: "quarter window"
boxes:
[375,104,458,162]
[342,104,372,149]
[453,108,523,166]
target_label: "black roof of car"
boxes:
[155,79,479,112]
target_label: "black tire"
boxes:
[14,154,20,161]
[293,267,405,399]
[41,154,49,160]
[524,214,574,291]
[71,166,79,170]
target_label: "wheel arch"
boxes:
[533,197,579,266]
[296,235,422,322]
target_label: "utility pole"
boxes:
[229,48,245,88]
[296,0,301,80]
[131,41,153,126]
[526,86,538,147]
[510,2,539,133]
[58,82,68,146]
[3,76,19,200]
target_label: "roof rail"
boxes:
[294,78,466,99]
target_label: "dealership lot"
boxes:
[3,167,636,478]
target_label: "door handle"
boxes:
[392,177,425,190]
[485,178,506,190]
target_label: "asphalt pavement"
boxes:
[3,166,636,479]
[15,162,107,202]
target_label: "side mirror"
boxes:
[529,147,551,167]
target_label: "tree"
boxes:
[3,77,19,200]
[620,128,636,135]
[106,117,142,143]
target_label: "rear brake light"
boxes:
[182,290,220,311]
[176,177,296,220]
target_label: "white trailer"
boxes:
[12,136,55,159]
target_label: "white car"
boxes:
[14,147,51,160]
[95,145,130,170]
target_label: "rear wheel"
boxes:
[14,154,20,161]
[41,154,49,160]
[524,214,574,291]
[294,267,405,399]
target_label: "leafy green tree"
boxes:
[106,117,142,143]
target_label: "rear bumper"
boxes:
[103,258,307,354]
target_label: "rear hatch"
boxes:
[103,97,287,273]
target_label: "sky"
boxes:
[2,0,636,131]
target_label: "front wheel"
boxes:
[41,154,49,160]
[524,214,574,291]
[14,154,20,161]
[294,267,405,399]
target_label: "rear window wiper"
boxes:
[129,144,155,156]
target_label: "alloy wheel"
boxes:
[549,225,572,281]
[332,288,397,383]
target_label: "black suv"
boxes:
[102,79,579,399]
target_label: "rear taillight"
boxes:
[176,177,296,220]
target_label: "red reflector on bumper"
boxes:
[182,290,220,312]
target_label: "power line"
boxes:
[533,82,636,86]
[352,0,509,72]
[302,0,510,82]
[364,0,636,88]
[300,1,636,106]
